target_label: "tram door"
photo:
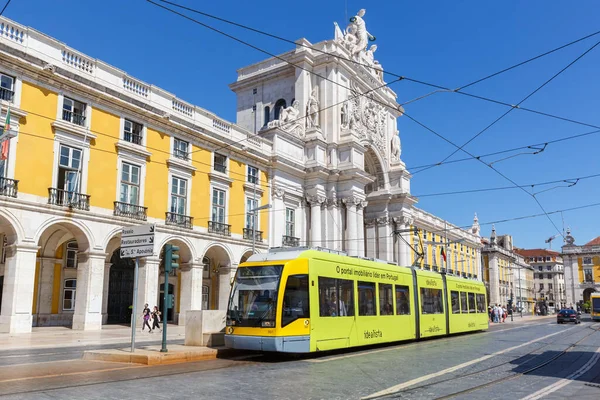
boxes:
[160,282,175,322]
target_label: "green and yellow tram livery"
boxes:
[225,248,488,353]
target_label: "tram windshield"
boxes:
[593,297,600,312]
[227,265,283,328]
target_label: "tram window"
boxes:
[281,274,309,327]
[460,292,468,313]
[420,288,443,314]
[358,281,376,316]
[395,285,410,315]
[468,292,476,313]
[476,294,486,313]
[379,283,393,315]
[318,277,354,317]
[451,291,460,314]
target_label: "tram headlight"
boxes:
[261,321,274,327]
[226,327,233,334]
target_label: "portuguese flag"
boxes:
[440,247,447,262]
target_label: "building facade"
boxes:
[0,12,481,334]
[562,229,600,308]
[515,248,566,313]
[481,226,534,309]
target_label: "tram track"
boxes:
[373,323,598,399]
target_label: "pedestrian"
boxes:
[493,304,500,323]
[151,306,162,332]
[502,306,507,323]
[141,303,151,331]
[142,308,152,332]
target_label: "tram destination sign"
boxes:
[120,224,155,258]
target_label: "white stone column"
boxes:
[343,197,358,256]
[72,251,106,330]
[396,216,413,267]
[488,253,500,305]
[101,262,111,324]
[218,266,233,310]
[0,244,39,334]
[178,262,204,326]
[37,257,57,316]
[365,219,377,258]
[136,257,160,324]
[357,201,367,257]
[271,186,285,248]
[377,217,394,262]
[308,195,325,247]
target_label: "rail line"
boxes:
[372,323,598,399]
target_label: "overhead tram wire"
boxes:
[152,0,600,134]
[0,0,12,16]
[145,0,406,156]
[413,38,600,175]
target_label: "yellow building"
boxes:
[562,229,600,308]
[0,17,269,333]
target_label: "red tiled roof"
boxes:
[585,236,600,246]
[514,248,560,257]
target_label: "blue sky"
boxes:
[4,0,600,248]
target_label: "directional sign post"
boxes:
[121,224,155,353]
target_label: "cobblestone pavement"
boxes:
[1,317,599,400]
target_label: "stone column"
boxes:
[136,257,160,325]
[343,197,358,256]
[178,262,204,326]
[72,251,107,330]
[356,201,367,257]
[488,253,500,305]
[307,195,325,247]
[218,265,233,310]
[326,198,341,251]
[271,186,285,248]
[395,215,413,267]
[37,257,58,316]
[365,218,377,258]
[101,262,111,325]
[377,217,394,262]
[0,244,40,333]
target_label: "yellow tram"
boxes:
[591,293,600,322]
[225,248,489,353]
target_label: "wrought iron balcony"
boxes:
[166,212,193,229]
[208,220,231,236]
[282,235,300,247]
[0,87,14,102]
[213,164,227,174]
[62,109,86,126]
[114,201,147,220]
[48,188,90,210]
[243,228,263,242]
[0,177,18,198]
[124,131,143,145]
[173,148,189,160]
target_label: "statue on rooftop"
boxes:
[335,9,376,60]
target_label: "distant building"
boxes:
[481,226,533,310]
[562,229,600,308]
[514,248,566,312]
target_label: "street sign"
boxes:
[120,224,155,259]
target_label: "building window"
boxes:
[120,162,140,205]
[245,197,258,229]
[538,266,542,272]
[285,208,295,237]
[584,268,593,283]
[63,279,76,311]
[548,283,553,290]
[263,106,270,126]
[0,73,15,102]
[173,138,189,160]
[211,188,226,223]
[539,283,544,290]
[62,97,86,126]
[65,241,78,268]
[214,153,227,173]
[583,257,592,265]
[123,119,143,145]
[546,266,551,271]
[58,144,82,192]
[274,99,286,120]
[171,176,187,215]
[247,166,259,184]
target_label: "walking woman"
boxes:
[151,306,162,332]
[142,307,152,332]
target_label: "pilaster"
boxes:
[357,201,367,257]
[178,262,204,325]
[270,185,286,248]
[37,257,58,315]
[376,216,394,261]
[0,243,40,334]
[307,194,326,247]
[101,262,111,324]
[343,196,359,256]
[72,251,107,330]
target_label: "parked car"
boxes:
[557,309,581,324]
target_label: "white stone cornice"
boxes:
[166,157,197,174]
[115,140,152,160]
[243,182,265,196]
[52,120,97,141]
[208,171,233,187]
[0,104,27,119]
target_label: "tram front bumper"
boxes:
[225,334,310,353]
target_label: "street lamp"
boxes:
[249,203,272,254]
